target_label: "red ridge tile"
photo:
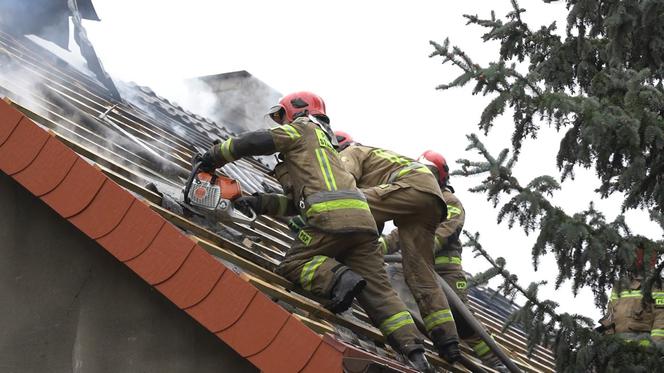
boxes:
[13,136,78,196]
[41,158,106,218]
[69,180,135,239]
[124,222,196,285]
[97,201,165,261]
[299,341,344,373]
[0,100,23,146]
[186,270,257,332]
[217,293,290,358]
[156,246,225,309]
[248,316,322,373]
[0,118,49,175]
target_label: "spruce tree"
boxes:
[430,0,664,371]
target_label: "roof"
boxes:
[0,27,557,372]
[0,99,416,373]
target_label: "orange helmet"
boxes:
[418,150,449,186]
[334,130,354,150]
[268,91,328,124]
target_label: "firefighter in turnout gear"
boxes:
[599,248,664,349]
[336,133,461,363]
[382,150,509,372]
[199,92,433,372]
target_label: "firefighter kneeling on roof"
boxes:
[198,92,435,372]
[598,247,664,349]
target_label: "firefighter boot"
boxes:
[431,329,461,363]
[327,269,366,313]
[408,349,435,373]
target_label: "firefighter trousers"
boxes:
[275,230,423,354]
[436,258,501,363]
[362,185,459,342]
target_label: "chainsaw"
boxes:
[182,157,256,225]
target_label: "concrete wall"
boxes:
[0,173,257,373]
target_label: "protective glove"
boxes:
[195,151,216,173]
[234,194,262,216]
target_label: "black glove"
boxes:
[197,151,217,173]
[234,194,261,216]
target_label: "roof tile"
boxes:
[217,293,290,358]
[69,180,135,239]
[248,316,322,373]
[0,100,23,146]
[124,222,196,285]
[299,340,344,373]
[156,245,226,309]
[13,136,78,196]
[186,270,257,332]
[41,158,106,218]
[0,118,49,175]
[97,200,165,261]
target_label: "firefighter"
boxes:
[599,248,664,348]
[198,92,433,372]
[335,132,462,363]
[380,149,509,371]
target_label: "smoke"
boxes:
[192,71,283,134]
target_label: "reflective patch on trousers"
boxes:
[300,255,327,291]
[424,309,454,332]
[379,311,415,336]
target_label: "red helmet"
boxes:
[418,150,449,186]
[268,91,328,124]
[334,130,354,150]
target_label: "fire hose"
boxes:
[383,254,522,373]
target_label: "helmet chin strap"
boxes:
[309,114,338,147]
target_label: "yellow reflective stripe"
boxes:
[424,309,454,331]
[379,311,415,336]
[219,138,235,162]
[652,329,664,337]
[653,292,664,298]
[280,124,301,139]
[639,339,651,347]
[378,236,388,255]
[371,149,411,166]
[320,150,337,190]
[300,255,327,291]
[473,340,490,357]
[435,256,462,265]
[306,199,370,216]
[447,205,462,219]
[315,149,337,191]
[618,290,643,298]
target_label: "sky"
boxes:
[78,0,664,322]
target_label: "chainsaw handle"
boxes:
[183,160,203,205]
[232,206,257,225]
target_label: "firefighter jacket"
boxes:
[339,144,444,205]
[600,277,664,344]
[433,188,465,259]
[208,117,377,234]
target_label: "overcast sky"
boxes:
[80,0,663,322]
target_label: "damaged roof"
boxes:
[0,26,556,373]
